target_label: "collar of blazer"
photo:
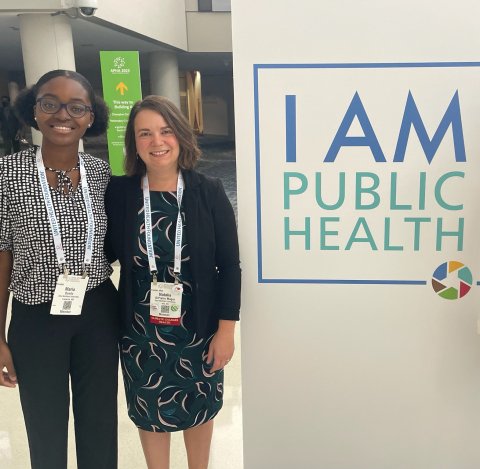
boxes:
[129,169,203,192]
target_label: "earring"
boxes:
[34,116,37,121]
[88,124,91,128]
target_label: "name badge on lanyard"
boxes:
[150,282,183,325]
[51,274,89,316]
[36,148,95,315]
[142,173,184,326]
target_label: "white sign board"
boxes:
[233,1,480,468]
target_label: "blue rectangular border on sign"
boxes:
[253,61,480,285]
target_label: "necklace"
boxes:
[45,161,80,196]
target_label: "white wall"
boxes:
[186,12,232,52]
[185,0,198,12]
[233,1,480,468]
[96,0,188,50]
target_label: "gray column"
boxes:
[19,13,76,146]
[149,51,180,108]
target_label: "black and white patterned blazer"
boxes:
[0,146,113,304]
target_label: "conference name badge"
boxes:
[51,275,88,315]
[150,282,183,326]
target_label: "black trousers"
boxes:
[8,279,120,469]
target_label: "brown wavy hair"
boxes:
[124,95,201,176]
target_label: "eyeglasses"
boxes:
[36,97,93,118]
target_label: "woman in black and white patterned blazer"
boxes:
[0,70,119,469]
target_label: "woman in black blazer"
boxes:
[106,95,240,469]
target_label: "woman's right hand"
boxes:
[0,341,17,388]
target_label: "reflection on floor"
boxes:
[0,140,243,468]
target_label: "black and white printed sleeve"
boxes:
[0,158,12,252]
[0,147,113,305]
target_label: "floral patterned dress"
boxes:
[120,190,223,432]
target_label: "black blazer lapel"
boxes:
[123,175,141,271]
[183,170,201,280]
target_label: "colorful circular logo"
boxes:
[432,261,472,300]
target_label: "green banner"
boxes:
[100,51,142,175]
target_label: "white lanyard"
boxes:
[142,172,184,280]
[36,147,95,275]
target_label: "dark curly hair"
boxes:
[124,95,201,176]
[14,69,109,137]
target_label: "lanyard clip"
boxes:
[152,272,158,284]
[63,264,69,279]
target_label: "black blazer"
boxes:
[105,170,241,337]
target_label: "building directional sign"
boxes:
[100,51,142,175]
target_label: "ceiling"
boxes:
[0,13,233,87]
